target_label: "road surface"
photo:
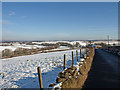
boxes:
[83,49,120,88]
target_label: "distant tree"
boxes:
[75,42,80,47]
[88,41,92,45]
[14,48,24,56]
[100,43,107,46]
[56,42,74,48]
[2,49,13,57]
[113,43,116,46]
[23,48,31,55]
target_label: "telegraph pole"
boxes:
[107,35,109,50]
[107,35,109,46]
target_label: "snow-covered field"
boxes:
[32,40,118,46]
[0,45,46,52]
[32,41,87,46]
[1,40,118,52]
[44,46,70,52]
[0,41,87,52]
[92,41,118,45]
[0,49,86,88]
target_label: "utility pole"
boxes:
[107,35,109,46]
[107,35,109,50]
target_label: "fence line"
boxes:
[63,54,66,69]
[37,67,43,89]
[72,51,74,66]
[37,48,87,88]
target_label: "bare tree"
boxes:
[2,49,13,57]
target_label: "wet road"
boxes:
[83,49,120,88]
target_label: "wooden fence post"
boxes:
[84,54,87,59]
[80,49,81,58]
[76,50,78,61]
[64,54,66,69]
[72,51,74,66]
[86,48,87,54]
[37,67,43,89]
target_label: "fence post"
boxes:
[37,67,43,89]
[76,50,78,61]
[64,54,66,69]
[84,54,87,59]
[80,49,81,58]
[86,48,87,54]
[72,51,74,66]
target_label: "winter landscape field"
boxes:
[0,42,86,88]
[1,2,119,89]
[0,40,119,89]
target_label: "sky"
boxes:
[2,2,118,41]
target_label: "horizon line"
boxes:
[1,39,118,42]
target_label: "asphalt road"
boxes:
[83,49,120,88]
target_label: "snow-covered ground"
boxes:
[0,49,86,88]
[92,41,118,45]
[31,40,119,47]
[0,46,16,52]
[32,41,87,47]
[44,46,70,52]
[1,40,118,52]
[0,41,87,52]
[0,45,46,52]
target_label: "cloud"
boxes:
[9,11,16,16]
[0,20,13,25]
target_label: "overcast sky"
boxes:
[2,2,118,41]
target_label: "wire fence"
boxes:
[1,48,87,88]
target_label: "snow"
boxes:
[92,41,118,45]
[0,40,87,52]
[80,58,85,62]
[79,43,87,46]
[0,49,86,88]
[53,82,62,89]
[31,40,118,46]
[0,41,88,53]
[0,44,46,52]
[32,41,57,45]
[44,46,70,52]
[32,41,87,46]
[0,46,16,52]
[57,41,87,46]
[57,46,70,50]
